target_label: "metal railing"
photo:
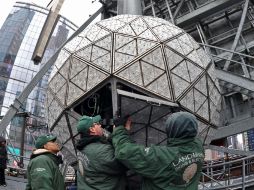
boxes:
[200,154,254,189]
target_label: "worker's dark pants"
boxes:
[0,168,6,185]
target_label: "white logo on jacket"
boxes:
[35,168,46,172]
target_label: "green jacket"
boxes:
[76,136,127,190]
[26,149,65,190]
[112,125,204,190]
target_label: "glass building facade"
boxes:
[0,2,77,163]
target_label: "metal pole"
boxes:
[117,0,143,15]
[18,112,28,168]
[150,0,156,16]
[111,79,118,117]
[0,6,104,135]
[165,0,175,24]
[223,0,250,70]
[242,159,246,190]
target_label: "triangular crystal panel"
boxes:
[137,39,157,55]
[130,17,148,35]
[115,34,135,49]
[196,99,209,121]
[143,17,164,28]
[70,58,88,79]
[186,61,203,82]
[114,38,137,71]
[208,76,221,105]
[87,67,108,91]
[70,67,88,91]
[194,75,207,96]
[48,98,64,121]
[165,48,184,69]
[85,24,110,42]
[146,73,171,99]
[46,88,54,107]
[117,15,140,23]
[194,88,207,112]
[179,89,194,111]
[65,35,83,52]
[152,25,174,41]
[54,50,71,70]
[171,74,190,98]
[187,50,203,68]
[75,37,92,52]
[67,82,85,106]
[197,48,211,69]
[93,53,111,72]
[75,45,92,62]
[49,72,66,94]
[98,18,127,31]
[178,34,194,55]
[118,61,143,86]
[94,35,112,51]
[138,29,158,41]
[117,24,136,36]
[116,40,137,55]
[114,52,135,71]
[141,61,165,86]
[166,39,184,55]
[85,24,104,42]
[59,58,71,79]
[56,83,67,107]
[142,47,165,69]
[171,61,191,82]
[91,45,109,62]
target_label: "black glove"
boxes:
[114,115,130,127]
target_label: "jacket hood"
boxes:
[30,149,51,159]
[166,112,198,139]
[76,135,108,151]
[32,148,50,155]
[30,149,63,165]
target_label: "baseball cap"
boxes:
[77,115,101,134]
[35,135,57,149]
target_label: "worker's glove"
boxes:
[114,115,130,127]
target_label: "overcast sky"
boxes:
[0,0,101,28]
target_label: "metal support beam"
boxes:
[117,89,179,107]
[18,112,29,168]
[175,0,240,27]
[165,0,175,24]
[150,0,156,16]
[32,0,64,64]
[0,6,104,135]
[223,0,250,70]
[111,79,118,117]
[205,145,254,156]
[215,69,254,92]
[64,112,77,154]
[117,0,143,15]
[200,43,254,61]
[173,0,185,18]
[211,116,254,140]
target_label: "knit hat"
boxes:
[35,135,57,149]
[166,112,198,139]
[77,115,101,134]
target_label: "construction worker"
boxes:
[112,112,205,190]
[26,135,65,190]
[76,115,127,190]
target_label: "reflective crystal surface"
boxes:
[47,15,221,159]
